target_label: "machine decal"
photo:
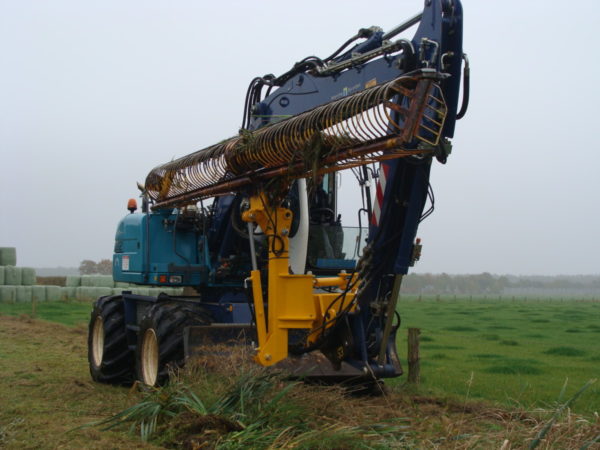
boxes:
[371,163,390,226]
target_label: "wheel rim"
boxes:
[91,316,104,368]
[141,328,159,386]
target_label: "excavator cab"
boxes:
[305,174,367,274]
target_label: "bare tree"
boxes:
[79,260,97,275]
[96,259,112,275]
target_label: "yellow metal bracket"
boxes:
[242,193,357,366]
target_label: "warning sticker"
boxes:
[122,255,130,271]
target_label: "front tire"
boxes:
[137,303,211,386]
[88,295,134,384]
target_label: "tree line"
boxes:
[78,259,112,275]
[401,273,600,295]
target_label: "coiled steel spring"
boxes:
[145,72,447,208]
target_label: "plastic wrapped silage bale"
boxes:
[21,268,36,286]
[60,286,77,301]
[0,267,4,285]
[65,276,81,287]
[0,248,16,266]
[92,287,113,298]
[80,275,94,287]
[95,276,115,288]
[4,267,22,286]
[76,287,95,302]
[46,286,61,302]
[31,285,46,302]
[0,286,16,302]
[16,286,32,302]
[80,275,114,288]
[115,282,131,288]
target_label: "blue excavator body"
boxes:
[90,0,468,386]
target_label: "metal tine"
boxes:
[381,86,405,136]
[368,88,392,137]
[351,93,374,142]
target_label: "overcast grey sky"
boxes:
[1,0,599,275]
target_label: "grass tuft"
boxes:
[470,354,502,359]
[90,347,410,448]
[543,347,586,357]
[444,326,478,332]
[528,379,597,449]
[480,334,500,341]
[484,364,543,375]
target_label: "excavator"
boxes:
[88,0,468,387]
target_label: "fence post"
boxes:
[407,328,421,384]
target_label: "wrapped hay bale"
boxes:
[92,287,113,298]
[80,275,94,287]
[82,276,111,288]
[65,276,81,287]
[76,287,96,302]
[115,282,131,288]
[21,268,36,286]
[46,286,62,302]
[0,286,17,303]
[16,286,32,302]
[95,276,115,288]
[0,266,4,285]
[60,287,77,301]
[0,247,16,266]
[31,285,47,302]
[4,267,22,286]
[81,275,114,288]
[131,288,150,296]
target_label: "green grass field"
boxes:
[1,297,598,416]
[0,300,92,327]
[394,297,600,415]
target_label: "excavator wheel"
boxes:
[137,302,211,386]
[88,295,134,384]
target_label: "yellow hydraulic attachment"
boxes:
[242,193,358,366]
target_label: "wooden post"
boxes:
[407,328,421,384]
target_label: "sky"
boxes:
[1,0,599,275]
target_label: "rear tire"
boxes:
[137,302,211,386]
[88,295,134,384]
